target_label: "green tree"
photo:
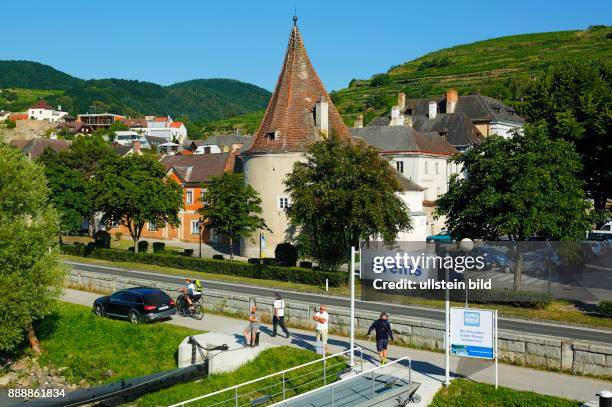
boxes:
[89,154,183,253]
[285,136,411,270]
[436,123,591,291]
[197,172,266,259]
[523,60,611,211]
[37,148,90,239]
[0,143,65,353]
[3,118,16,129]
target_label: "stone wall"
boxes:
[66,269,612,377]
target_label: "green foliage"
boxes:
[599,301,612,318]
[0,143,65,351]
[152,242,165,253]
[202,110,264,137]
[89,155,183,253]
[0,61,271,121]
[436,123,591,241]
[94,230,111,249]
[285,136,411,270]
[34,302,199,384]
[198,172,266,259]
[523,60,612,209]
[3,118,16,129]
[61,245,347,287]
[417,56,451,71]
[138,240,149,253]
[275,243,298,267]
[430,379,580,407]
[370,73,391,87]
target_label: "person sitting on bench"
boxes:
[243,306,260,347]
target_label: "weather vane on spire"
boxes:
[293,7,298,26]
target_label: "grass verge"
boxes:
[136,347,346,406]
[33,302,200,384]
[430,379,581,406]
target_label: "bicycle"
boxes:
[176,294,204,320]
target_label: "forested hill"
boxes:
[330,25,612,125]
[0,61,271,121]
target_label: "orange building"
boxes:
[108,152,236,243]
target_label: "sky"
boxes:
[1,0,611,92]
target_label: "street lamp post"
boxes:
[350,246,356,367]
[198,218,203,258]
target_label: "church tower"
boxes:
[241,17,350,258]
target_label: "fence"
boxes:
[168,348,364,407]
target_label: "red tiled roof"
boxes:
[10,113,28,121]
[153,117,169,122]
[160,153,231,185]
[30,100,55,110]
[245,22,349,154]
[169,121,183,128]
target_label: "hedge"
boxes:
[61,245,348,287]
[599,301,612,318]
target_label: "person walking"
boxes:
[243,306,260,347]
[367,312,394,365]
[272,292,290,338]
[313,305,329,355]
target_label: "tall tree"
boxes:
[523,60,611,211]
[285,136,411,270]
[0,143,65,353]
[89,155,183,253]
[436,123,591,290]
[37,148,90,240]
[197,172,267,259]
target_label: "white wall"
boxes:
[389,153,457,202]
[489,121,522,139]
[27,108,67,123]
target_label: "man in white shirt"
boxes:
[272,292,290,338]
[313,304,329,354]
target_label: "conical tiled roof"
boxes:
[245,20,350,155]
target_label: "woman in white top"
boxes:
[272,292,290,338]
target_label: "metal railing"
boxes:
[168,347,364,407]
[269,355,412,407]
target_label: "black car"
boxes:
[93,287,176,324]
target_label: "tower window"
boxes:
[396,160,404,173]
[266,132,276,141]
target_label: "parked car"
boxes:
[93,287,176,324]
[426,230,457,243]
[470,246,512,272]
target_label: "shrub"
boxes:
[275,243,298,267]
[599,301,612,318]
[93,230,111,249]
[184,249,194,257]
[114,232,123,241]
[60,245,347,287]
[299,261,312,269]
[138,240,149,253]
[212,254,224,260]
[152,242,165,253]
[248,258,261,265]
[262,258,276,266]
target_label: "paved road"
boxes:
[66,261,612,344]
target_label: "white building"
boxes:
[28,100,68,123]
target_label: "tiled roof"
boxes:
[153,117,169,122]
[169,121,184,128]
[29,100,55,110]
[350,125,458,156]
[121,118,148,127]
[10,113,28,121]
[10,138,71,159]
[245,22,349,154]
[411,112,484,148]
[111,145,133,157]
[160,153,231,185]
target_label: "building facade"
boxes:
[28,100,68,123]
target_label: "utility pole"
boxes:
[350,246,356,367]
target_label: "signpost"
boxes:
[448,307,498,388]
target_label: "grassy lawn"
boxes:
[33,302,200,384]
[430,379,581,407]
[137,347,345,406]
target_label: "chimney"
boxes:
[57,105,62,111]
[390,106,405,126]
[428,101,438,119]
[132,140,141,154]
[315,96,329,138]
[446,89,458,114]
[354,114,364,129]
[397,92,406,111]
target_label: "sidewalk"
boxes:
[61,289,609,405]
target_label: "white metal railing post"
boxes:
[234,387,238,407]
[282,371,286,400]
[371,369,375,399]
[323,357,327,385]
[331,382,334,406]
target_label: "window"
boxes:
[148,222,157,231]
[266,131,276,141]
[186,190,193,204]
[191,220,200,235]
[435,162,439,175]
[278,196,290,210]
[424,161,429,174]
[396,160,404,173]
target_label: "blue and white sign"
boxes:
[450,307,495,360]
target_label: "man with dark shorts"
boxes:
[367,312,394,365]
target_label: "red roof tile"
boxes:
[169,121,184,128]
[245,22,349,154]
[29,100,55,110]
